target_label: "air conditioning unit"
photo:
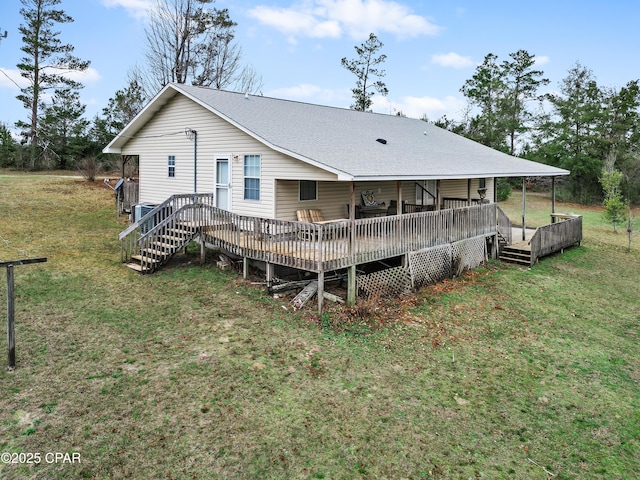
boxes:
[134,204,157,233]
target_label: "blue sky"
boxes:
[1,0,639,134]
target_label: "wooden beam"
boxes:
[317,271,325,314]
[0,257,47,268]
[265,262,275,293]
[347,264,357,306]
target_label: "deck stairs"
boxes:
[126,221,198,273]
[499,241,532,266]
[119,194,215,274]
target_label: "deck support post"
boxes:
[317,271,325,314]
[200,235,205,264]
[347,265,357,306]
[243,257,249,279]
[266,262,275,293]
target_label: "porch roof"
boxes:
[104,83,569,182]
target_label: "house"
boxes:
[105,83,579,313]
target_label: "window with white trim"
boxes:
[168,155,176,178]
[243,154,260,200]
[299,180,317,201]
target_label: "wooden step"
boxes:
[149,241,177,250]
[499,246,532,266]
[166,227,194,236]
[139,248,168,257]
[131,254,162,264]
[126,262,152,273]
[158,234,185,243]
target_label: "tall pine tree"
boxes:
[16,0,89,169]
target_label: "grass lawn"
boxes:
[0,174,638,479]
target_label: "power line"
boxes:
[0,68,22,90]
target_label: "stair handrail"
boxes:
[496,205,512,245]
[118,193,213,241]
[137,202,203,244]
[119,193,214,263]
[415,182,437,204]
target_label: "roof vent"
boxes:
[376,138,387,145]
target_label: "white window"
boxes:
[243,155,260,201]
[168,155,176,178]
[299,180,317,201]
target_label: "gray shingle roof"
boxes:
[105,83,569,180]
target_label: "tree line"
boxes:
[1,0,261,176]
[2,3,638,207]
[341,36,639,206]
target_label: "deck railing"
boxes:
[496,205,512,245]
[201,203,498,272]
[119,193,214,262]
[529,215,582,264]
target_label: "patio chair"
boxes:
[386,200,397,216]
[296,209,325,223]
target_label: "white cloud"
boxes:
[248,0,442,42]
[535,55,550,66]
[100,0,152,19]
[266,83,350,104]
[431,52,474,69]
[374,94,467,121]
[54,67,102,83]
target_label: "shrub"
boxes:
[77,157,102,181]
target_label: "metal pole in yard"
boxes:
[6,265,15,369]
[2,258,47,369]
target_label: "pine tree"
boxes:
[16,0,89,169]
[341,33,389,112]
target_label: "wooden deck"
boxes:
[199,203,500,273]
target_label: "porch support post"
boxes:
[349,182,356,220]
[317,270,325,314]
[347,264,357,306]
[551,176,557,223]
[522,177,527,241]
[200,236,205,264]
[436,180,441,210]
[467,178,472,206]
[243,257,249,279]
[396,180,403,213]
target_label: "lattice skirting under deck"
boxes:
[357,234,490,298]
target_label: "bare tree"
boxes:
[143,0,261,93]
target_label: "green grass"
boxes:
[0,174,638,479]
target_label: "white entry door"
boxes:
[215,157,230,211]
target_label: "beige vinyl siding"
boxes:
[276,180,417,221]
[121,94,338,216]
[439,178,494,203]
